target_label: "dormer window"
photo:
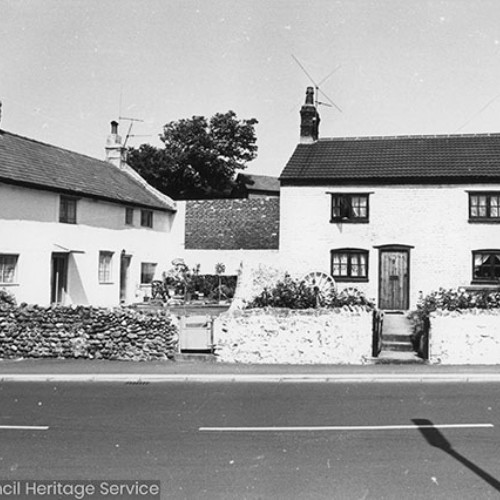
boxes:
[140,209,153,228]
[59,196,77,224]
[125,207,134,225]
[469,192,500,221]
[330,193,369,223]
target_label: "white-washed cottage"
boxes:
[279,87,500,310]
[0,121,176,306]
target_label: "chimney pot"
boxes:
[300,87,320,143]
[105,120,125,167]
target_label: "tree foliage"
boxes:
[127,111,258,199]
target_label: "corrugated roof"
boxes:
[280,133,500,184]
[0,130,175,211]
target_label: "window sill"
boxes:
[333,277,369,283]
[468,218,500,224]
[330,219,369,224]
[0,283,19,287]
[99,282,114,285]
[59,220,77,225]
[470,280,500,286]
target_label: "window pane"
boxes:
[332,253,348,276]
[351,196,367,218]
[474,252,494,279]
[141,262,157,284]
[141,210,153,228]
[125,208,134,225]
[478,196,487,217]
[0,255,18,283]
[490,196,500,218]
[332,251,367,278]
[493,253,500,278]
[331,196,341,218]
[60,197,77,224]
[359,253,367,277]
[99,252,113,283]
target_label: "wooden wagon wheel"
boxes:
[302,271,336,306]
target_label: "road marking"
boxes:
[199,423,494,432]
[0,425,49,431]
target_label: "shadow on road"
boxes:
[412,418,500,492]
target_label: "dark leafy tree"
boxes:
[127,111,258,199]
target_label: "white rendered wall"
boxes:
[279,184,500,308]
[0,183,175,306]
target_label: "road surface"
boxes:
[0,381,499,499]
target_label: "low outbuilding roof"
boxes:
[0,130,175,211]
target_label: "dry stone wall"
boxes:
[429,309,500,364]
[214,307,373,364]
[0,304,178,360]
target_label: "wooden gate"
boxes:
[379,250,409,310]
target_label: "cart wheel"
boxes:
[302,272,336,296]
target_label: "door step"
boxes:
[381,340,414,352]
[373,351,425,364]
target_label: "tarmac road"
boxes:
[0,381,499,499]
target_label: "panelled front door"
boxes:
[119,254,131,303]
[51,253,68,305]
[379,250,409,310]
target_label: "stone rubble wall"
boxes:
[230,262,291,310]
[214,307,373,364]
[429,309,500,364]
[0,304,179,360]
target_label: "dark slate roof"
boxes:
[280,133,500,185]
[237,173,280,194]
[0,130,175,211]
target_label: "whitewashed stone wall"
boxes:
[429,310,500,364]
[279,184,500,309]
[214,307,373,364]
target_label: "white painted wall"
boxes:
[0,183,175,306]
[280,184,500,308]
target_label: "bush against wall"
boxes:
[0,289,16,306]
[248,275,375,310]
[0,304,179,360]
[410,287,500,359]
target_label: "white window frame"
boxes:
[140,262,157,284]
[98,251,114,284]
[0,254,18,284]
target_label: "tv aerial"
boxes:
[119,116,151,148]
[291,54,343,113]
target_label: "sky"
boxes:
[2,0,500,178]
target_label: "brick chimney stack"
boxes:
[105,120,126,167]
[300,87,320,143]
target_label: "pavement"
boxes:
[1,355,500,382]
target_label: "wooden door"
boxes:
[51,253,68,304]
[119,254,131,303]
[379,250,409,310]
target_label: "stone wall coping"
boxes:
[430,308,500,317]
[222,306,373,318]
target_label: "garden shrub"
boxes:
[247,274,374,310]
[410,287,500,357]
[0,289,16,306]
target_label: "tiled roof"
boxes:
[237,173,280,194]
[280,133,500,184]
[0,130,175,211]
